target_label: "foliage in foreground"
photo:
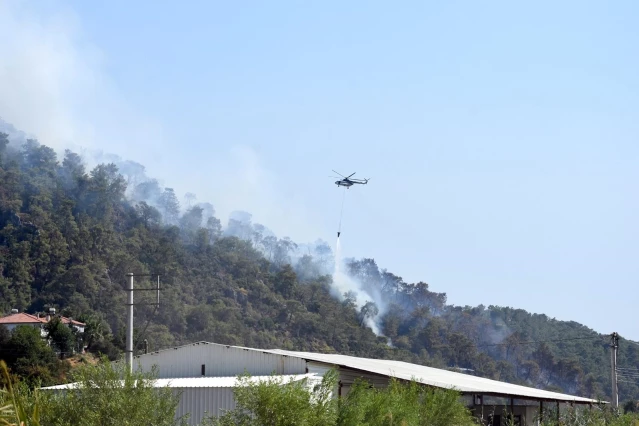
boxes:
[538,406,639,426]
[209,370,639,426]
[339,378,475,426]
[210,371,476,426]
[0,359,185,426]
[211,370,339,426]
[3,358,639,426]
[0,360,41,426]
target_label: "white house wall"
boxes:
[133,342,307,378]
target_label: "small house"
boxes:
[0,309,86,336]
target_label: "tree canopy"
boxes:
[0,133,638,405]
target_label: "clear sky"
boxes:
[1,0,638,339]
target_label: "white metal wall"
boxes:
[133,342,307,378]
[173,387,237,425]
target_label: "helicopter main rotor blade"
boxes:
[347,172,356,178]
[332,170,347,178]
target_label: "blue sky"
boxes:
[1,0,638,339]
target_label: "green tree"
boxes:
[339,378,474,426]
[0,133,9,162]
[0,359,42,426]
[38,359,185,426]
[136,201,162,229]
[214,372,475,426]
[360,301,379,327]
[213,371,338,426]
[159,188,180,224]
[275,265,297,298]
[206,216,222,242]
[0,326,62,387]
[44,318,76,359]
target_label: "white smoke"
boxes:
[331,237,385,336]
[0,1,166,162]
[0,1,328,246]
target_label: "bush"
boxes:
[1,358,187,426]
[213,371,476,426]
[538,405,639,426]
[338,378,475,426]
[212,370,338,426]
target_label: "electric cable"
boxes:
[431,336,602,351]
[133,275,161,353]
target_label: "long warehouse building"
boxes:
[44,341,602,425]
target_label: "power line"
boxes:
[616,371,639,377]
[617,374,639,379]
[617,372,639,377]
[431,336,600,350]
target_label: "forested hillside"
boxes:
[0,130,638,404]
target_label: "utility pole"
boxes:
[125,273,161,374]
[126,273,134,371]
[610,332,619,410]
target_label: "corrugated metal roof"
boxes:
[263,349,597,403]
[40,373,318,390]
[130,341,600,404]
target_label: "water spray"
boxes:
[337,187,346,238]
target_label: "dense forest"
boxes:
[0,126,638,405]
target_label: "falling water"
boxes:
[334,236,341,275]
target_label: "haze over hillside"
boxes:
[1,0,638,342]
[1,130,639,404]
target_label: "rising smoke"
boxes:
[95,145,391,335]
[331,237,386,335]
[2,123,518,345]
[0,0,458,341]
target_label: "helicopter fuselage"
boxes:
[332,171,368,188]
[335,180,354,187]
[335,179,367,188]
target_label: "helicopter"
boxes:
[331,170,369,188]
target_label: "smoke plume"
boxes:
[331,237,386,335]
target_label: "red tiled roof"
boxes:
[0,313,86,326]
[0,312,46,324]
[60,316,85,326]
